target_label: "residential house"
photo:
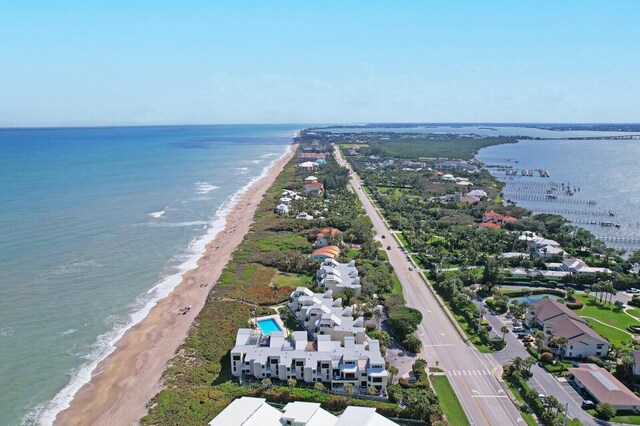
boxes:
[441,174,455,181]
[526,298,610,358]
[275,204,289,216]
[315,228,342,248]
[296,212,314,220]
[570,364,640,412]
[304,182,325,196]
[311,245,341,261]
[316,259,361,295]
[480,211,518,229]
[561,258,612,275]
[298,161,319,172]
[304,175,319,184]
[467,189,488,199]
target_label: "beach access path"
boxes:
[334,146,525,426]
[54,144,297,426]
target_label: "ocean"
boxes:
[0,125,299,426]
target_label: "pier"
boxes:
[503,193,597,205]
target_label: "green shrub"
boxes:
[540,352,554,364]
[387,306,423,337]
[403,334,423,353]
[595,402,616,420]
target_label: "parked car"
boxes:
[506,313,514,319]
[513,326,525,333]
[628,288,640,294]
[517,332,528,339]
[408,267,414,271]
[523,335,535,343]
[386,246,391,250]
[581,400,595,409]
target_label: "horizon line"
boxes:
[2,121,640,131]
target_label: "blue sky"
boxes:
[1,1,639,126]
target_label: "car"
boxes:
[386,246,391,250]
[517,332,528,339]
[538,393,547,401]
[505,313,514,319]
[381,235,385,239]
[513,326,525,332]
[581,400,595,409]
[408,267,414,271]
[628,288,640,294]
[523,335,535,343]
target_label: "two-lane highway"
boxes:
[335,146,524,425]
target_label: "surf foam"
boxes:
[29,143,293,426]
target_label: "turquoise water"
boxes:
[513,295,564,304]
[0,125,300,425]
[257,318,282,335]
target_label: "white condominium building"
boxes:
[288,287,366,344]
[230,331,388,393]
[316,259,361,295]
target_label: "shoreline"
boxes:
[53,142,298,426]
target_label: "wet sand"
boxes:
[54,144,297,426]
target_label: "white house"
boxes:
[209,398,399,426]
[304,175,319,183]
[296,212,314,220]
[562,258,612,275]
[527,298,609,358]
[441,174,455,181]
[467,189,488,199]
[275,204,289,216]
[298,161,319,172]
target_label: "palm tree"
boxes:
[272,281,281,296]
[510,356,524,376]
[387,365,399,383]
[523,356,536,374]
[500,325,509,342]
[343,383,354,394]
[551,336,568,359]
[372,307,382,329]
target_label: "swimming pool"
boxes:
[257,318,282,335]
[512,294,564,304]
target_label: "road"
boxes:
[335,147,525,425]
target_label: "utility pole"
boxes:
[564,402,569,426]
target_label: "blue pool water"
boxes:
[513,295,564,304]
[258,318,282,335]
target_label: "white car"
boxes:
[628,288,640,294]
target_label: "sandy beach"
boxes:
[54,143,297,426]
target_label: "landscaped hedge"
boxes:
[628,325,640,334]
[566,299,584,310]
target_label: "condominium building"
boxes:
[288,287,366,344]
[230,331,388,393]
[316,259,361,295]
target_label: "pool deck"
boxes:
[253,314,288,337]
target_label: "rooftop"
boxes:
[570,364,640,406]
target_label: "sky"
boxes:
[1,1,639,127]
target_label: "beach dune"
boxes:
[54,144,297,426]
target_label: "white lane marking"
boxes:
[472,395,510,398]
